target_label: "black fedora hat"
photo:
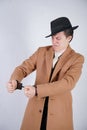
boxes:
[45,17,79,38]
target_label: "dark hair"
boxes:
[64,28,74,42]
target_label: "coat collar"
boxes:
[46,45,73,82]
[51,45,73,81]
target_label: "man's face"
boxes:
[52,31,72,52]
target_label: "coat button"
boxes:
[39,109,42,113]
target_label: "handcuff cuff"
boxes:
[16,80,38,96]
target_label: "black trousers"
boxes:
[40,97,49,130]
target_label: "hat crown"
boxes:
[51,17,72,35]
[51,17,72,29]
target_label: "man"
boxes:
[7,17,84,130]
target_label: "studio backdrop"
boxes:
[0,0,87,130]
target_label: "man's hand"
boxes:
[7,80,17,93]
[24,86,35,99]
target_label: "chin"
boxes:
[53,46,60,52]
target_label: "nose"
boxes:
[52,37,59,45]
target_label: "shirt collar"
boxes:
[55,49,66,58]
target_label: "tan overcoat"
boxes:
[10,45,84,130]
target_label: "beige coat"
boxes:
[10,45,84,130]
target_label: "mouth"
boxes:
[53,44,60,47]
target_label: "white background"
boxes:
[0,0,87,130]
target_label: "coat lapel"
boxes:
[51,46,72,81]
[46,46,54,81]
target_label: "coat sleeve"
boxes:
[10,48,39,82]
[37,55,84,98]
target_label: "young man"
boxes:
[7,17,84,130]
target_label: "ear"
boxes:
[67,36,72,42]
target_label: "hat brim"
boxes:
[45,25,79,38]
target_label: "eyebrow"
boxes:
[52,35,62,39]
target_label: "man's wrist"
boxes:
[33,85,38,96]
